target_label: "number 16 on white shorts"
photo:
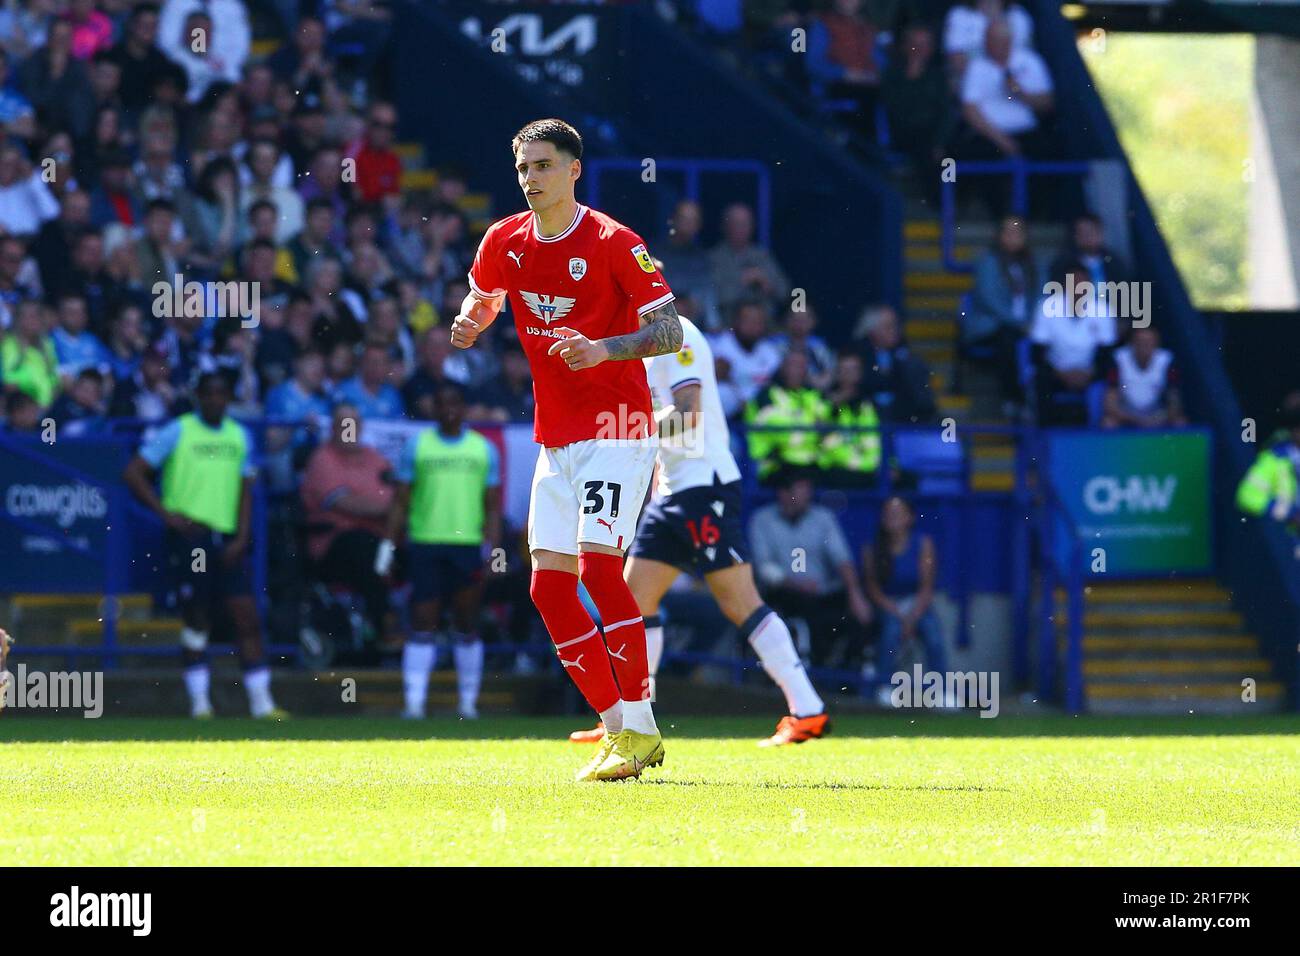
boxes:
[528,437,658,554]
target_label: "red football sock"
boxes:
[578,552,650,702]
[530,568,620,714]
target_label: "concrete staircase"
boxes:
[394,141,495,233]
[901,214,1068,493]
[903,217,1007,492]
[1058,579,1285,714]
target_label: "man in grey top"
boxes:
[710,202,790,317]
[656,199,719,329]
[748,468,873,668]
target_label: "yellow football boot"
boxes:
[584,729,665,782]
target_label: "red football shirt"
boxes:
[468,204,675,447]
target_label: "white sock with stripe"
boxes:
[747,610,824,718]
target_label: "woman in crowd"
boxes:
[863,496,947,700]
[960,215,1039,412]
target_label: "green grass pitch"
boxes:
[4,715,1299,866]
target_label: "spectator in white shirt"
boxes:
[0,144,59,237]
[709,298,783,420]
[239,139,303,244]
[1103,326,1187,429]
[944,0,1035,83]
[158,0,249,92]
[959,18,1054,159]
[160,6,247,102]
[1030,262,1117,426]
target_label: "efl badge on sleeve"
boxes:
[630,244,656,274]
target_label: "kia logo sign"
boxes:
[1083,475,1177,515]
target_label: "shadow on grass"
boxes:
[2,713,1297,744]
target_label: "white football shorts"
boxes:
[527,437,658,555]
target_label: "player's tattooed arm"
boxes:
[548,300,683,371]
[602,300,684,361]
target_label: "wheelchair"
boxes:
[297,520,385,669]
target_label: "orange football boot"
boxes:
[568,722,606,744]
[758,713,831,747]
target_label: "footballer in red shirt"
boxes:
[451,119,682,781]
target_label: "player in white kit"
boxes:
[569,315,831,746]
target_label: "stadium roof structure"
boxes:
[1064,0,1300,36]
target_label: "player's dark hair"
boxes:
[511,119,583,161]
[195,370,230,394]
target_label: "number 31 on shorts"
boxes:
[582,480,623,518]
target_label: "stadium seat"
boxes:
[1085,380,1106,426]
[893,429,966,494]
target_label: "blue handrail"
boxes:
[940,159,1093,273]
[584,157,773,248]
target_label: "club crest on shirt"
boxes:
[630,243,656,274]
[568,257,587,281]
[520,290,576,325]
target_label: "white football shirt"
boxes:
[644,316,741,497]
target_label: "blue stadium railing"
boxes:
[1,418,1089,705]
[584,157,773,249]
[939,159,1093,273]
